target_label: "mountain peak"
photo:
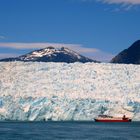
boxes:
[46,46,55,50]
[0,46,98,63]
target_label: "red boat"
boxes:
[94,115,131,122]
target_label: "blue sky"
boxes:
[0,0,140,61]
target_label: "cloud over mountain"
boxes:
[0,42,113,62]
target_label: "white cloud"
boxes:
[0,42,81,49]
[0,42,99,53]
[98,0,140,5]
[81,0,140,5]
[85,50,115,62]
[0,53,19,59]
[0,42,114,62]
[80,0,140,10]
[66,45,114,62]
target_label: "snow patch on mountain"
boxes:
[23,47,83,60]
[22,47,59,60]
[0,62,140,121]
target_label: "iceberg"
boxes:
[0,62,140,121]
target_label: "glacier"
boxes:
[0,62,140,121]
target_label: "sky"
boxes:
[0,0,140,62]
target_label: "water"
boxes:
[0,122,140,140]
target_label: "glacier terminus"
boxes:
[0,62,140,121]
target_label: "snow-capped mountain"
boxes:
[0,46,98,63]
[111,40,140,64]
[0,62,140,121]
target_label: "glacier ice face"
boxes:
[0,62,140,121]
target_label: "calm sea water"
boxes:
[0,121,140,140]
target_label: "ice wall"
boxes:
[0,62,140,121]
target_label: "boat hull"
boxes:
[95,119,131,122]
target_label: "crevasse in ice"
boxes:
[0,62,140,121]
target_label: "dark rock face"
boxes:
[111,40,140,64]
[0,47,98,63]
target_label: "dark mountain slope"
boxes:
[111,40,140,64]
